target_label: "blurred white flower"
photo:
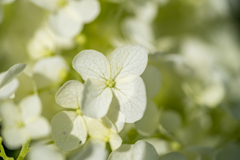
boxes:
[0,63,26,100]
[108,140,160,160]
[73,44,148,123]
[0,94,50,149]
[51,80,87,151]
[33,56,69,89]
[30,0,100,38]
[86,117,122,150]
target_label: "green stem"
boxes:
[16,140,31,160]
[0,137,14,160]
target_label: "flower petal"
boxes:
[51,111,87,151]
[160,152,187,160]
[141,65,161,99]
[2,127,28,150]
[0,78,18,100]
[0,63,26,88]
[113,76,146,123]
[81,79,112,119]
[106,106,125,132]
[69,0,100,23]
[108,144,133,160]
[135,101,159,136]
[49,5,83,38]
[55,80,84,109]
[73,50,110,81]
[109,45,148,81]
[25,117,50,139]
[131,140,160,160]
[29,0,59,11]
[87,118,110,139]
[19,94,42,123]
[109,132,122,150]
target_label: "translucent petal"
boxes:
[82,79,112,119]
[109,132,122,150]
[87,119,110,139]
[2,127,28,150]
[108,144,133,160]
[0,78,18,100]
[25,117,50,139]
[69,0,100,23]
[0,63,26,88]
[131,140,160,160]
[55,80,84,109]
[141,65,161,99]
[19,94,42,123]
[49,5,83,38]
[135,101,159,136]
[0,101,21,127]
[160,152,187,160]
[109,45,148,81]
[51,111,87,151]
[113,76,146,123]
[107,108,125,133]
[73,50,110,81]
[29,0,59,11]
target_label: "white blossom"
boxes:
[0,95,50,149]
[73,44,148,123]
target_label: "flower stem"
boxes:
[16,140,31,160]
[0,137,14,160]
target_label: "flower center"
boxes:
[106,79,115,88]
[17,121,24,128]
[57,0,68,8]
[76,108,82,115]
[58,69,68,80]
[103,135,109,142]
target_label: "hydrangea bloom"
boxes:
[0,63,26,100]
[73,44,148,123]
[0,95,50,149]
[30,0,100,38]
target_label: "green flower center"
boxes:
[76,108,82,115]
[17,121,24,128]
[57,0,68,8]
[106,79,115,88]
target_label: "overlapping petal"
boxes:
[82,79,112,118]
[55,80,84,109]
[0,78,18,100]
[51,111,87,151]
[113,76,146,123]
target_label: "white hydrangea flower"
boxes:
[135,65,161,136]
[0,94,50,149]
[85,117,122,150]
[108,140,160,160]
[73,44,148,123]
[30,0,100,38]
[33,56,69,88]
[0,63,26,100]
[51,80,87,151]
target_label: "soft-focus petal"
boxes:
[141,65,161,99]
[55,80,84,109]
[113,76,146,123]
[82,79,112,119]
[109,45,148,81]
[0,101,21,127]
[108,144,133,160]
[160,110,182,132]
[19,94,42,123]
[73,50,110,81]
[0,78,18,100]
[135,101,159,136]
[28,143,65,160]
[25,117,50,139]
[51,111,87,151]
[29,0,59,11]
[0,0,15,4]
[109,132,122,150]
[70,0,100,23]
[49,5,83,38]
[2,127,28,150]
[131,140,160,160]
[160,152,187,160]
[0,63,26,88]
